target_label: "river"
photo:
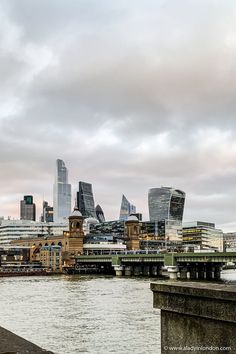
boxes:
[0,270,235,354]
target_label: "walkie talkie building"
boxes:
[148,187,185,222]
[148,187,185,245]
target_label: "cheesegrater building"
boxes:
[77,181,96,218]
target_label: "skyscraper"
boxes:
[119,194,136,221]
[95,204,105,223]
[148,187,185,222]
[41,201,53,223]
[77,181,96,218]
[20,195,36,221]
[53,159,71,222]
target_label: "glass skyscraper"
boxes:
[53,159,71,222]
[148,187,185,222]
[119,194,136,221]
[77,181,96,218]
[95,204,105,223]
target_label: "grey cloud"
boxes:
[1,0,236,228]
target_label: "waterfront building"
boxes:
[95,204,105,223]
[223,232,236,252]
[0,219,68,246]
[148,187,185,222]
[41,201,53,223]
[0,247,30,265]
[40,245,62,272]
[77,181,96,218]
[119,195,136,221]
[182,221,223,251]
[53,159,71,222]
[20,195,36,221]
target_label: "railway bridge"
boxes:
[71,252,236,280]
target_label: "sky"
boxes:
[1,0,236,231]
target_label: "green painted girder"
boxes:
[75,252,236,266]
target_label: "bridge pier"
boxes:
[206,264,214,280]
[113,265,123,276]
[133,265,142,276]
[124,266,132,276]
[167,266,179,280]
[143,265,150,276]
[178,267,187,279]
[151,265,159,276]
[190,267,198,280]
[214,265,221,280]
[176,264,222,281]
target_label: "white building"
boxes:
[223,232,236,252]
[0,219,69,246]
[182,221,223,252]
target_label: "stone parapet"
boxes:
[0,326,54,354]
[151,281,236,354]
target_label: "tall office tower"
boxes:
[20,195,36,221]
[77,181,96,218]
[148,187,185,222]
[41,201,53,223]
[119,194,136,221]
[53,159,71,222]
[95,204,105,223]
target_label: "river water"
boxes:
[0,270,235,354]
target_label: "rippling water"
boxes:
[1,271,235,354]
[0,275,160,354]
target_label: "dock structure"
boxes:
[72,252,236,279]
[0,326,54,353]
[151,282,236,354]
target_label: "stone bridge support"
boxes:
[151,282,236,354]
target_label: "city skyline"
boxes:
[0,159,230,232]
[1,1,236,231]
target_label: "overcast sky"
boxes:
[1,0,236,230]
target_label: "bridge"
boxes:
[71,252,236,279]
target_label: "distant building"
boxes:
[83,217,99,235]
[41,201,53,223]
[119,195,136,221]
[223,233,236,252]
[77,181,96,218]
[0,219,68,246]
[53,159,71,222]
[90,220,125,238]
[40,245,62,272]
[95,204,105,223]
[182,221,223,252]
[148,187,185,222]
[20,195,36,221]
